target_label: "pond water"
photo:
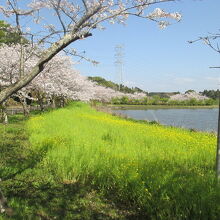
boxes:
[113,108,219,132]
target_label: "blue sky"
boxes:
[1,0,220,93]
[73,0,220,92]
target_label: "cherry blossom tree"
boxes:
[0,43,147,118]
[0,43,36,119]
[0,44,76,113]
[0,0,181,104]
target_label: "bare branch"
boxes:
[51,0,67,35]
[82,0,88,12]
[63,49,99,65]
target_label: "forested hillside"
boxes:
[89,77,220,101]
[88,76,146,94]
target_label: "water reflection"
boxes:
[113,108,218,132]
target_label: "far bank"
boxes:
[108,104,218,110]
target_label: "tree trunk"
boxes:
[2,111,8,124]
[21,98,30,117]
[51,96,56,109]
[60,96,65,108]
[216,94,220,182]
[39,100,44,112]
[37,93,45,112]
[0,31,93,105]
[1,102,8,124]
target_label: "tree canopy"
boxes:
[0,20,26,45]
[0,0,181,104]
[88,76,146,94]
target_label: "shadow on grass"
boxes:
[2,174,129,219]
[0,114,129,219]
[0,115,52,181]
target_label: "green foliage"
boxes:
[204,98,216,105]
[0,20,27,45]
[111,96,216,106]
[185,90,196,94]
[188,98,197,106]
[148,92,180,98]
[88,76,118,90]
[88,76,146,94]
[167,98,217,106]
[202,89,220,100]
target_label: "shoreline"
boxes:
[108,104,218,110]
[94,105,217,135]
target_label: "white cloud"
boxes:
[174,77,195,84]
[205,76,220,82]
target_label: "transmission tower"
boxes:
[114,44,124,91]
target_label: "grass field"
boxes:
[0,102,219,219]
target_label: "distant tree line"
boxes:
[89,76,220,102]
[201,90,220,100]
[148,92,180,98]
[112,96,216,106]
[88,77,147,94]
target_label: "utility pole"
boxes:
[210,66,220,182]
[217,89,220,182]
[114,45,124,91]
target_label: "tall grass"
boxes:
[26,102,219,219]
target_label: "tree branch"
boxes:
[0,32,92,104]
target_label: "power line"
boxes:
[114,44,124,91]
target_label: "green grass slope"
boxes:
[0,103,219,219]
